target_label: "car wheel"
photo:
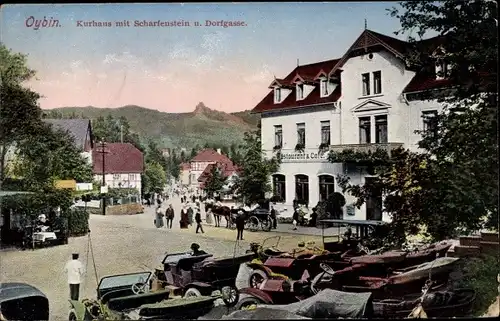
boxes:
[184,287,202,298]
[68,310,77,321]
[235,296,264,310]
[221,286,239,307]
[249,269,268,288]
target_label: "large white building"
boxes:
[252,29,448,221]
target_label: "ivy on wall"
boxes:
[327,147,395,165]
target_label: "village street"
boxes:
[0,194,333,320]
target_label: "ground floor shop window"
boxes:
[319,175,335,201]
[272,174,286,202]
[295,174,309,205]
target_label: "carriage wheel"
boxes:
[260,215,272,232]
[246,216,259,232]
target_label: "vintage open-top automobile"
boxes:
[0,282,49,321]
[68,271,233,320]
[155,250,254,304]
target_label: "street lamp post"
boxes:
[97,140,109,216]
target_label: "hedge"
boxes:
[64,208,89,237]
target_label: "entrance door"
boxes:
[365,177,382,221]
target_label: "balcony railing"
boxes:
[329,143,404,154]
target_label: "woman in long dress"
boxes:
[155,205,164,228]
[205,208,213,225]
[180,206,189,229]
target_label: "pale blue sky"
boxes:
[0,3,425,112]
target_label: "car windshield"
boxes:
[162,252,192,264]
[98,272,151,290]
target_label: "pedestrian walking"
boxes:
[292,208,299,231]
[155,204,164,228]
[195,208,204,234]
[308,207,318,227]
[187,205,194,226]
[180,205,189,229]
[206,208,213,225]
[64,253,84,300]
[165,204,174,229]
[270,206,278,230]
[236,210,246,240]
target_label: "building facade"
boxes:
[252,29,448,221]
[189,148,235,189]
[92,143,144,195]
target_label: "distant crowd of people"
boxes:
[147,186,319,240]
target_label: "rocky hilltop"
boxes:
[45,103,260,148]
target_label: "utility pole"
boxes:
[97,140,109,215]
[120,125,123,143]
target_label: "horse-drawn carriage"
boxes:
[244,200,273,232]
[205,199,274,232]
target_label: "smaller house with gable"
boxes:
[189,148,238,190]
[92,143,144,196]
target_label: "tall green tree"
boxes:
[233,129,280,205]
[190,147,197,159]
[0,44,42,190]
[12,124,94,190]
[389,0,498,230]
[221,145,230,156]
[203,165,227,198]
[142,161,167,194]
[91,115,144,151]
[146,140,166,167]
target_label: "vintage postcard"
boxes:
[0,2,498,320]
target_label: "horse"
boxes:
[211,205,232,228]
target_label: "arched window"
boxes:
[272,174,286,202]
[295,175,309,205]
[319,175,335,201]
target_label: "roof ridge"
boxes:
[368,29,409,44]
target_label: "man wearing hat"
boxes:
[195,206,204,234]
[236,210,246,240]
[190,243,206,256]
[64,253,84,300]
[165,204,174,229]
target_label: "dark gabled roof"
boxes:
[43,119,93,150]
[190,149,233,164]
[252,29,450,112]
[253,85,341,113]
[92,143,144,174]
[0,283,47,303]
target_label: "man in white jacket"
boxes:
[64,253,85,300]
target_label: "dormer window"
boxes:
[296,83,304,100]
[274,87,282,103]
[435,59,450,80]
[320,79,328,97]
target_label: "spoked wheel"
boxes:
[221,286,239,307]
[184,287,202,298]
[246,216,260,232]
[249,269,268,289]
[261,215,272,232]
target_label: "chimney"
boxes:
[217,148,221,154]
